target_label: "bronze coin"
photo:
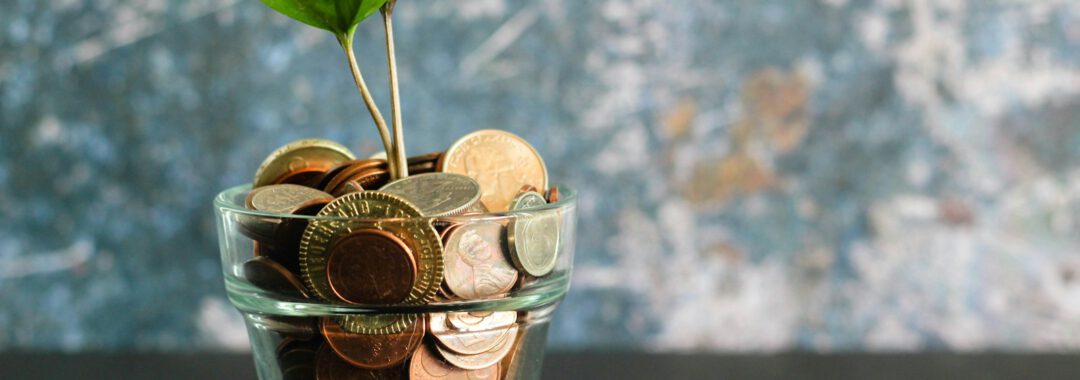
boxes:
[347,169,391,192]
[332,180,365,196]
[323,160,387,193]
[314,159,372,191]
[315,343,407,380]
[409,343,499,380]
[408,152,443,166]
[274,167,329,188]
[545,186,559,203]
[321,316,425,370]
[324,229,417,305]
[278,338,319,372]
[254,241,303,276]
[284,365,317,380]
[243,256,309,299]
[407,152,443,175]
[442,222,518,299]
[328,168,390,196]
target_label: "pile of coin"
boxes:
[237,129,563,379]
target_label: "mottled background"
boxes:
[2,0,1079,352]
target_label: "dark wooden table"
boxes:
[3,352,1079,379]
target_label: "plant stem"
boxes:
[337,32,398,179]
[382,1,407,179]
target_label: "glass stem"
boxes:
[338,32,398,179]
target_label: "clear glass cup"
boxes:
[214,184,576,380]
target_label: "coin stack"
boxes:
[238,129,562,379]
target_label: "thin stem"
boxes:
[382,1,407,179]
[337,33,398,179]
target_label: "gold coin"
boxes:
[298,191,443,334]
[439,130,547,212]
[507,192,560,277]
[253,139,356,188]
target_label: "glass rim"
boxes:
[213,183,578,222]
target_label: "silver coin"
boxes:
[507,192,559,277]
[379,173,482,217]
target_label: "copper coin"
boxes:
[407,152,443,175]
[442,221,518,299]
[408,152,443,166]
[518,185,538,195]
[348,169,391,192]
[315,160,366,191]
[321,316,425,370]
[254,241,302,276]
[325,229,417,305]
[409,343,499,380]
[333,180,365,196]
[237,214,281,244]
[278,338,319,373]
[300,192,444,333]
[243,256,309,299]
[329,168,390,196]
[545,186,559,203]
[434,324,518,370]
[315,343,407,380]
[275,167,328,188]
[253,314,317,341]
[254,139,356,188]
[429,312,516,355]
[323,160,386,193]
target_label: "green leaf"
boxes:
[260,0,388,36]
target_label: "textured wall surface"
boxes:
[2,0,1079,351]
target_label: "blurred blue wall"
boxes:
[2,0,1079,351]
